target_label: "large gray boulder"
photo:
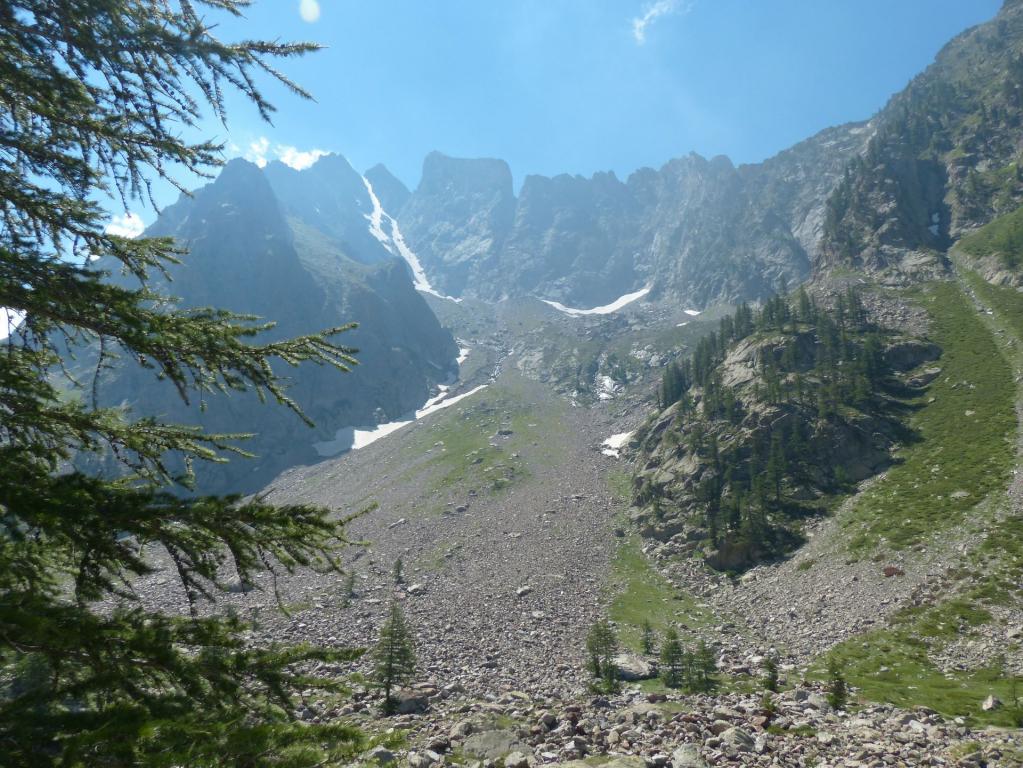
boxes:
[462,729,530,762]
[671,744,708,768]
[720,726,755,752]
[615,652,656,681]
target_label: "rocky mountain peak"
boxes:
[417,151,514,200]
[365,163,411,212]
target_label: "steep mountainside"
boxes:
[388,3,1023,309]
[395,125,869,309]
[83,159,458,494]
[631,290,938,571]
[821,0,1023,280]
[395,152,517,298]
[263,153,395,265]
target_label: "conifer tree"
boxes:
[659,627,685,688]
[393,557,405,584]
[827,658,849,710]
[641,619,657,655]
[694,641,717,692]
[585,619,619,691]
[372,602,417,715]
[342,571,358,607]
[0,2,368,764]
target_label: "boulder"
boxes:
[449,719,476,740]
[406,752,433,768]
[671,744,708,768]
[884,340,941,371]
[720,726,755,752]
[981,695,1002,712]
[364,746,396,764]
[615,653,656,681]
[395,689,429,714]
[504,751,531,768]
[462,729,530,762]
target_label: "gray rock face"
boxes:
[365,163,411,212]
[264,153,395,265]
[396,125,868,309]
[396,151,516,298]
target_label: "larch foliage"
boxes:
[0,2,369,765]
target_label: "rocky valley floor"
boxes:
[120,292,1023,766]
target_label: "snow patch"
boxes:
[597,375,620,401]
[313,384,489,457]
[601,430,634,459]
[684,309,701,316]
[361,176,462,303]
[361,176,392,246]
[541,286,651,317]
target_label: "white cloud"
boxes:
[276,145,329,170]
[299,0,320,23]
[632,0,692,44]
[239,136,329,171]
[0,308,26,341]
[105,212,145,239]
[245,136,271,168]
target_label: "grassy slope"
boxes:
[958,202,1023,270]
[608,537,715,653]
[392,375,568,504]
[821,278,1022,726]
[604,469,725,695]
[841,281,1016,550]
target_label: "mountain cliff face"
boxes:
[820,0,1023,280]
[263,154,394,266]
[394,125,869,309]
[365,163,411,213]
[88,158,458,494]
[386,4,1023,307]
[395,152,517,298]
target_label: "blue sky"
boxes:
[110,0,1003,232]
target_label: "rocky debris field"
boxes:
[113,293,1022,761]
[119,363,645,700]
[349,685,1022,767]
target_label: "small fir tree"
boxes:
[372,602,417,715]
[693,641,717,692]
[659,627,685,688]
[585,620,619,692]
[641,620,656,655]
[393,557,405,585]
[826,658,848,710]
